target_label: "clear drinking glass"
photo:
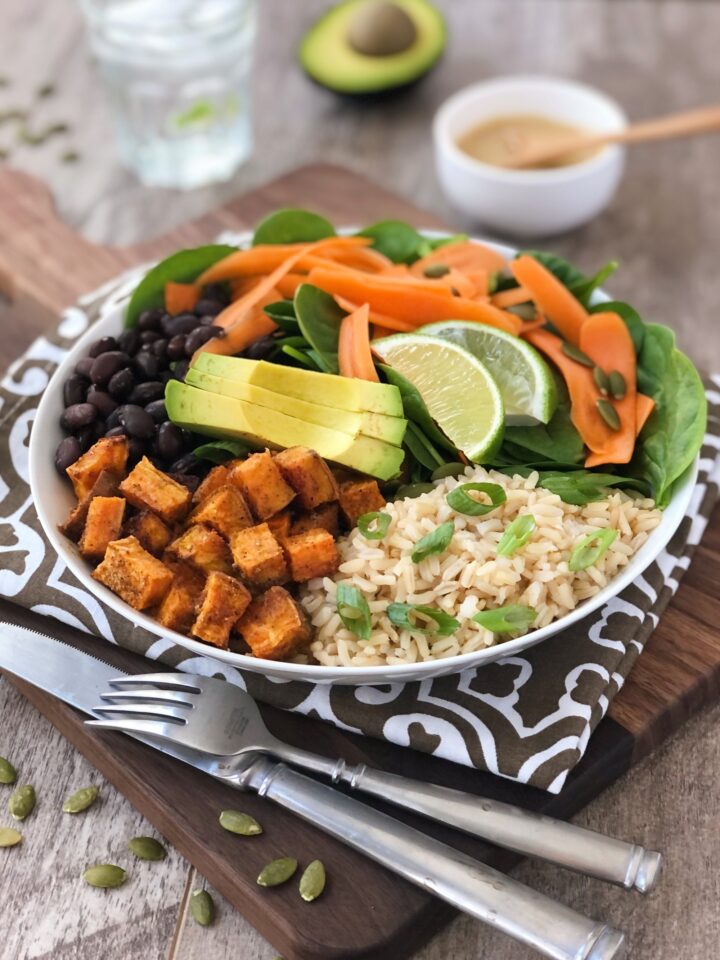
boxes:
[79,0,257,189]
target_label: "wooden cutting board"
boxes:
[1,164,719,960]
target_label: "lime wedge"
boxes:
[371,334,504,462]
[419,321,557,425]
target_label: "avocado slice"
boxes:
[186,368,407,446]
[191,354,404,418]
[300,0,446,96]
[166,381,404,481]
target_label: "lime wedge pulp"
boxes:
[371,334,504,462]
[419,321,557,425]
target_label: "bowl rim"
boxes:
[433,73,628,185]
[30,231,696,683]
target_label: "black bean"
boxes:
[117,404,155,439]
[151,338,169,359]
[61,402,97,431]
[55,435,81,474]
[129,380,164,405]
[243,334,277,361]
[133,352,159,380]
[117,329,140,355]
[74,356,94,379]
[169,452,199,474]
[169,471,200,493]
[90,350,130,386]
[137,308,164,332]
[155,421,184,462]
[63,374,86,407]
[86,386,118,418]
[127,437,147,462]
[185,325,222,356]
[159,369,174,385]
[105,407,122,430]
[167,334,187,361]
[171,359,189,381]
[88,335,118,358]
[77,421,103,452]
[145,399,168,423]
[199,314,217,326]
[201,283,231,306]
[193,298,223,317]
[105,425,127,439]
[164,313,201,338]
[107,366,135,400]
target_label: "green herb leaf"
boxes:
[253,208,335,246]
[497,515,536,556]
[336,584,372,640]
[446,482,506,516]
[568,528,618,571]
[503,373,584,466]
[357,220,424,263]
[387,602,459,636]
[473,605,537,633]
[357,511,391,540]
[411,521,454,563]
[378,364,457,455]
[193,439,249,463]
[294,283,345,374]
[263,299,300,332]
[569,260,618,306]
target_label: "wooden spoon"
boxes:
[503,105,720,170]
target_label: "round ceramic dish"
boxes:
[30,235,696,685]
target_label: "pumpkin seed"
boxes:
[561,342,594,367]
[423,263,450,278]
[63,785,99,814]
[0,826,22,847]
[83,864,127,888]
[299,860,326,902]
[257,857,298,887]
[61,149,80,164]
[608,370,627,400]
[128,836,167,861]
[596,398,621,431]
[0,756,17,784]
[219,809,263,836]
[8,784,35,821]
[592,366,610,396]
[37,83,55,98]
[189,889,215,926]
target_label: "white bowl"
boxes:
[433,75,627,238]
[30,235,696,686]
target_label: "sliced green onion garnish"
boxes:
[357,511,391,540]
[387,602,459,637]
[568,529,618,571]
[472,605,537,633]
[411,521,454,563]
[496,514,536,557]
[336,583,372,640]
[446,482,506,516]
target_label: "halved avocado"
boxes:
[300,0,446,96]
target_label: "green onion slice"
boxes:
[357,511,391,541]
[387,603,459,637]
[496,515,536,557]
[446,482,507,516]
[336,584,372,640]
[568,528,618,571]
[411,521,454,563]
[472,605,537,633]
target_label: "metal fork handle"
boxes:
[268,743,660,893]
[225,756,624,960]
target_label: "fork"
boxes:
[87,671,661,893]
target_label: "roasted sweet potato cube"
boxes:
[290,502,340,538]
[283,529,339,582]
[119,456,192,524]
[228,451,295,520]
[66,436,129,501]
[123,510,172,557]
[157,562,205,634]
[59,469,120,542]
[236,586,311,660]
[338,478,386,528]
[92,536,172,610]
[192,571,252,649]
[274,446,339,509]
[266,510,292,542]
[190,484,253,540]
[192,464,230,504]
[229,523,288,588]
[79,496,126,561]
[166,524,233,575]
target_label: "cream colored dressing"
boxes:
[457,114,600,169]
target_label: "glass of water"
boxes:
[79,0,257,189]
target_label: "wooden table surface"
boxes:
[1,1,719,959]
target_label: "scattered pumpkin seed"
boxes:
[83,863,127,888]
[257,857,298,887]
[8,784,35,821]
[18,121,69,146]
[61,149,80,164]
[561,341,594,367]
[0,826,22,847]
[593,365,610,396]
[63,785,99,814]
[596,398,621,431]
[299,860,326,902]
[219,809,263,836]
[608,370,627,400]
[128,836,167,861]
[0,109,26,125]
[0,756,17,784]
[0,76,8,88]
[189,889,215,926]
[423,263,450,278]
[0,149,10,161]
[36,83,55,98]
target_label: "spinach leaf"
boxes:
[193,439,249,463]
[279,344,323,371]
[504,375,584,465]
[293,283,345,374]
[357,220,425,263]
[590,300,645,355]
[263,299,300,333]
[520,250,586,289]
[377,363,458,455]
[404,421,446,471]
[415,232,468,258]
[252,208,335,245]
[125,245,236,328]
[570,260,618,306]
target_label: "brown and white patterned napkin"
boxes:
[1,271,719,793]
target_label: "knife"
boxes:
[0,622,626,960]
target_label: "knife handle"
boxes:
[226,756,625,960]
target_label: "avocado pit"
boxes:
[346,1,418,57]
